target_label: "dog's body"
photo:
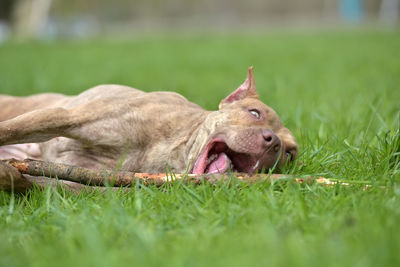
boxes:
[0,68,297,174]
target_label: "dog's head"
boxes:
[192,67,298,175]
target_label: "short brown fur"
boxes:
[0,68,297,174]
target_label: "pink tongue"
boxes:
[207,153,230,174]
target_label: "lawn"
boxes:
[0,30,399,267]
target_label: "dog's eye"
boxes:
[285,150,296,161]
[249,109,260,119]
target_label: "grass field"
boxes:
[0,30,399,267]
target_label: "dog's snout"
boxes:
[262,130,281,152]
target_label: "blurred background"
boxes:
[0,0,399,40]
[0,0,398,141]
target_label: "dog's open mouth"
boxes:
[192,138,261,175]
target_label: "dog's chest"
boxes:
[39,137,122,169]
[0,143,41,160]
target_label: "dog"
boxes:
[0,67,298,175]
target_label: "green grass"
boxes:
[0,30,400,267]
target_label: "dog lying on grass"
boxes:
[0,67,297,176]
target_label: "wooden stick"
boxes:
[0,161,87,193]
[2,158,333,187]
[0,161,34,193]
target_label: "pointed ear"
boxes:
[219,67,259,109]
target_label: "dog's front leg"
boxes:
[0,107,74,145]
[0,98,135,147]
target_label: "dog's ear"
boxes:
[219,67,259,109]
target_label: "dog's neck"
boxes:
[184,110,229,171]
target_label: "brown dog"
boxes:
[0,67,297,175]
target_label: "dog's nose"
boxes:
[262,130,281,152]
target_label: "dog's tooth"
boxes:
[252,160,260,171]
[206,154,218,165]
[225,155,233,170]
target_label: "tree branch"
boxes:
[1,158,331,190]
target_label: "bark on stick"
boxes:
[2,158,329,188]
